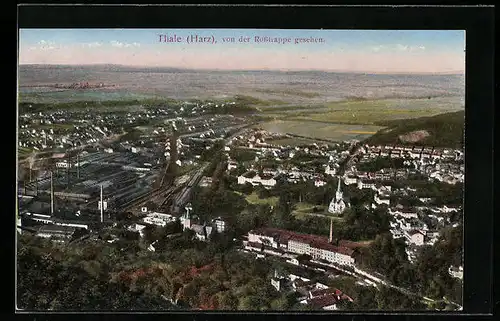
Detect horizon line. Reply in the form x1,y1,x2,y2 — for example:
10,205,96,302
18,63,465,76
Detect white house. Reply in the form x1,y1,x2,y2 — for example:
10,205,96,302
406,230,425,246
388,208,419,219
128,223,146,237
315,180,327,188
143,212,177,227
374,193,390,206
213,217,227,233
237,174,277,188
325,164,336,176
357,179,376,190
448,265,463,280
227,161,238,171
343,175,358,185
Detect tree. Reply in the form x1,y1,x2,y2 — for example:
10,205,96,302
270,296,290,310
238,295,260,310
271,192,293,229
240,182,254,195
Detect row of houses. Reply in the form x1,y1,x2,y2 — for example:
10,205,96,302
245,227,356,267
361,145,463,161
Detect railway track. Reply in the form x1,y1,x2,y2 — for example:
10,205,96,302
120,188,163,212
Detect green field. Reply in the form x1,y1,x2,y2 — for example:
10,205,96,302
255,89,321,98
259,120,384,142
291,203,330,220
364,110,465,148
265,137,331,147
245,192,279,206
260,97,463,125
19,89,163,104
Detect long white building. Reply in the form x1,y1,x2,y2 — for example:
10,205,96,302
245,227,356,267
237,173,277,188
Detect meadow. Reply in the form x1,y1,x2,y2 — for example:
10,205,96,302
259,120,384,142
259,97,463,125
245,192,279,207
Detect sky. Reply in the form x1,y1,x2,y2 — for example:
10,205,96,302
19,29,465,73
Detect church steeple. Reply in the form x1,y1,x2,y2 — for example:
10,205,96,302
328,176,348,215
335,176,343,200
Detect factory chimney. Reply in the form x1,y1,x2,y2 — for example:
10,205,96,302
100,184,104,223
67,152,71,187
50,171,54,215
329,218,333,243
76,153,80,179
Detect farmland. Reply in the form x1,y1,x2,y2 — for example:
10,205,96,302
259,97,463,125
259,120,384,142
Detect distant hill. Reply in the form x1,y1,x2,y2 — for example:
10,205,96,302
363,110,465,148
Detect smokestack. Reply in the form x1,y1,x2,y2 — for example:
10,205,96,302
67,153,71,187
29,167,32,182
100,184,103,223
329,218,333,243
50,171,54,216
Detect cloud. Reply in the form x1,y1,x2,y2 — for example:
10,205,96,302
371,45,384,52
396,44,409,51
81,42,103,48
371,44,426,53
38,40,55,45
110,41,140,48
35,40,56,50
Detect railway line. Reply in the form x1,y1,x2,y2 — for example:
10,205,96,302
119,187,166,212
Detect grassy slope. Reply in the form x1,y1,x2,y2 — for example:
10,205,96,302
245,192,279,206
259,98,460,125
363,110,465,148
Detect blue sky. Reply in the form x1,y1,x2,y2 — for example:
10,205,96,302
19,29,465,73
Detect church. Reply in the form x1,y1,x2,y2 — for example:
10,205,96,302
328,177,349,214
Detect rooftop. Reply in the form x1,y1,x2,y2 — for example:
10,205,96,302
249,227,355,257
306,294,340,309
37,224,76,234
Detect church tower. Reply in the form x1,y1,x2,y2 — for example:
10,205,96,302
183,203,192,231
328,176,348,214
335,177,343,201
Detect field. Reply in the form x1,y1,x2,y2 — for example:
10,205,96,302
245,192,279,206
18,147,34,159
364,110,465,148
19,65,465,105
265,137,332,147
255,89,321,98
19,89,160,104
259,120,384,142
260,97,463,125
290,202,345,221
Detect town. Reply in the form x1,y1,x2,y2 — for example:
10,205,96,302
17,97,464,311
